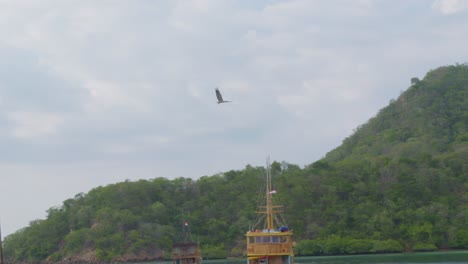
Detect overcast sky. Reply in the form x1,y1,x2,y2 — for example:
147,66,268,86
0,0,467,237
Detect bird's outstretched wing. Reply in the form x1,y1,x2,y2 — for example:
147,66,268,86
215,88,231,104
215,88,224,103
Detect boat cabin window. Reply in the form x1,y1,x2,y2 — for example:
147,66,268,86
249,236,287,244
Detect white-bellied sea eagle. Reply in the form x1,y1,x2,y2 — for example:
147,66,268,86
215,88,231,104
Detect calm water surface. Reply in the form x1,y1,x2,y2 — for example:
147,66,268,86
136,252,468,264
294,251,468,263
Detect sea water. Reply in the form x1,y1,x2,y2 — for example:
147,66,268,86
294,251,468,263
195,251,468,264
135,251,468,264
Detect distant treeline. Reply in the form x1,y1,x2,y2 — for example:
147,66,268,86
3,64,468,262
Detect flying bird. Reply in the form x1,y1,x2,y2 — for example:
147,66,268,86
215,88,231,104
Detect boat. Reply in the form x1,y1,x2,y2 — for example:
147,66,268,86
172,220,202,264
246,158,295,264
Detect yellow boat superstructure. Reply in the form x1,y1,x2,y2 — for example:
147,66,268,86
246,159,294,264
246,230,294,264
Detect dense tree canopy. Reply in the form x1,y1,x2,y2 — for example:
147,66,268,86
3,64,468,262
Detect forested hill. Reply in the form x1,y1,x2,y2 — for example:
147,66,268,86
3,64,468,263
325,64,467,163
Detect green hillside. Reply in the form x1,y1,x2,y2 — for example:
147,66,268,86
3,64,468,262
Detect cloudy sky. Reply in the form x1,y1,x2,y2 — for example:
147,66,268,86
0,0,467,237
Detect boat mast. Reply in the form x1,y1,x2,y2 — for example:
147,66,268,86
266,158,274,230
182,220,190,243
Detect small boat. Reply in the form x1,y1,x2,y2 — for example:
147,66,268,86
246,158,295,264
172,221,202,264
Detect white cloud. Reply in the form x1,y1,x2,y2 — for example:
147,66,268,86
96,134,174,156
83,79,152,111
168,1,231,33
432,0,468,14
7,111,63,139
